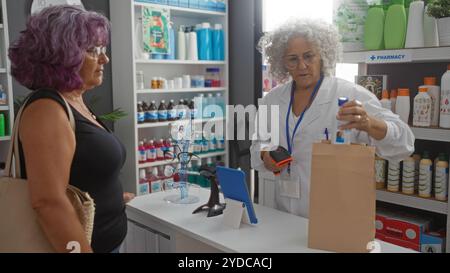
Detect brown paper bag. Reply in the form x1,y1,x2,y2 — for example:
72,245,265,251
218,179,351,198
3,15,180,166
308,142,376,253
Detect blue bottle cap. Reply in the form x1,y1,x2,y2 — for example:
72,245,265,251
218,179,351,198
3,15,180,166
338,97,349,107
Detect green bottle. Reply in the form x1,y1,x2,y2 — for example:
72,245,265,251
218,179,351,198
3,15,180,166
364,5,385,50
0,114,5,137
384,0,407,49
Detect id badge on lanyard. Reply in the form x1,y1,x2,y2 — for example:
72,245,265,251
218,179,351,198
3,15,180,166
285,76,324,175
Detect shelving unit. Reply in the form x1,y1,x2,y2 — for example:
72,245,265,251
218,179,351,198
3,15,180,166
137,117,225,129
343,47,450,252
137,87,226,94
135,1,227,19
0,136,10,142
136,59,226,65
343,47,450,64
410,127,450,142
110,0,229,195
139,151,227,169
377,189,447,215
0,0,15,163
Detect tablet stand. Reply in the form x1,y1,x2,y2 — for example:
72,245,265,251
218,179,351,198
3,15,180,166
223,198,251,229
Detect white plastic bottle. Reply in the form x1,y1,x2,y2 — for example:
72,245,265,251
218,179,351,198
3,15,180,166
206,93,215,118
177,25,186,60
187,26,198,61
380,89,392,110
402,156,416,195
405,0,425,48
440,65,450,128
139,169,149,196
215,93,225,118
396,88,411,124
375,156,387,190
420,77,441,127
387,161,400,192
413,154,421,193
413,87,432,127
423,5,439,47
390,89,398,114
419,152,432,198
435,154,449,201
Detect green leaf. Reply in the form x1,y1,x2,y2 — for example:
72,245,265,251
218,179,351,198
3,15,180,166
98,108,128,122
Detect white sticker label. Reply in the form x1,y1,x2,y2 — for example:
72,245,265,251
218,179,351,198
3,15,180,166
366,50,412,64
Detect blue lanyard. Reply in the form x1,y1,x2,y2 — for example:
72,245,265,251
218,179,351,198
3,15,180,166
285,76,324,154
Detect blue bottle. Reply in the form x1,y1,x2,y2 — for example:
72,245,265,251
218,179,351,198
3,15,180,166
198,22,213,61
212,24,224,61
165,22,176,60
151,53,165,60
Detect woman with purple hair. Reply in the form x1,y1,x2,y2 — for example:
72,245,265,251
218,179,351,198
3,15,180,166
9,5,131,253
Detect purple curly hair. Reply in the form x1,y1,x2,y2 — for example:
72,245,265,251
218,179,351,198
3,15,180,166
8,5,110,92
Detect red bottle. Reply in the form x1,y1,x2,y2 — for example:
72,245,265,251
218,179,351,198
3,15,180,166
147,167,160,194
138,141,147,164
164,139,173,160
146,140,156,163
155,139,165,161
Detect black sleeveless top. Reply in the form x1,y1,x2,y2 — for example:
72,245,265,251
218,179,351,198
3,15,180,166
19,89,127,253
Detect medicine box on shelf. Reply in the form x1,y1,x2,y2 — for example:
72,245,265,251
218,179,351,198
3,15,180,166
375,207,443,252
179,0,189,8
135,0,226,12
421,230,446,253
189,0,199,9
135,0,168,4
216,0,226,12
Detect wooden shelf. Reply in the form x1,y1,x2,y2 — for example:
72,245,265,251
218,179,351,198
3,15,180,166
138,151,227,168
343,47,450,64
377,189,448,215
137,87,226,94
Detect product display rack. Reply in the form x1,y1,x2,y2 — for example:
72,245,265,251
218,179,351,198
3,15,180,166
110,0,229,195
343,47,450,252
0,0,15,159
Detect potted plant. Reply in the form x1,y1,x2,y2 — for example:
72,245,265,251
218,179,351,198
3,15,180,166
427,0,450,46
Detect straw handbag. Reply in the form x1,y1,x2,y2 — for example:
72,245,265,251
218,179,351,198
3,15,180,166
0,92,95,253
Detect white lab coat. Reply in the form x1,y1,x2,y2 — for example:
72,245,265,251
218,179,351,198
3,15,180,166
250,76,415,218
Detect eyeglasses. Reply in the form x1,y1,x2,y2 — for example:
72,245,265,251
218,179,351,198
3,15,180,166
86,46,107,58
283,52,317,69
164,144,200,165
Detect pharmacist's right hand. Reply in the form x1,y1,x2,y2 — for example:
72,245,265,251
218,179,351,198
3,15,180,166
261,151,288,173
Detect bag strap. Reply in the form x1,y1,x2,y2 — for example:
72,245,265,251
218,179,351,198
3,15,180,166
4,91,76,178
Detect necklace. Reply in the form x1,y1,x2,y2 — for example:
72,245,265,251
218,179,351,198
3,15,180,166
61,92,97,120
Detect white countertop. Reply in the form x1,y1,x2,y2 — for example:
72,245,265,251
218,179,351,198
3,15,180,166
127,187,416,253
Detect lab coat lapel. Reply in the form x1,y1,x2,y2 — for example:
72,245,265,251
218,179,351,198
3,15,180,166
302,77,333,128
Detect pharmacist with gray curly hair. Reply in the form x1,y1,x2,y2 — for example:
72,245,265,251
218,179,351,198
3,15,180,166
250,18,414,218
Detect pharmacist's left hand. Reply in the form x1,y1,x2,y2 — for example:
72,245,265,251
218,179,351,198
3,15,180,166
336,100,372,132
123,192,136,204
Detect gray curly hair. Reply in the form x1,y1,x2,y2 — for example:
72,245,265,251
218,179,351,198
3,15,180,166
258,18,342,82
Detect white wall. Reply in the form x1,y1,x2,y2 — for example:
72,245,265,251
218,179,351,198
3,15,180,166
262,0,358,83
